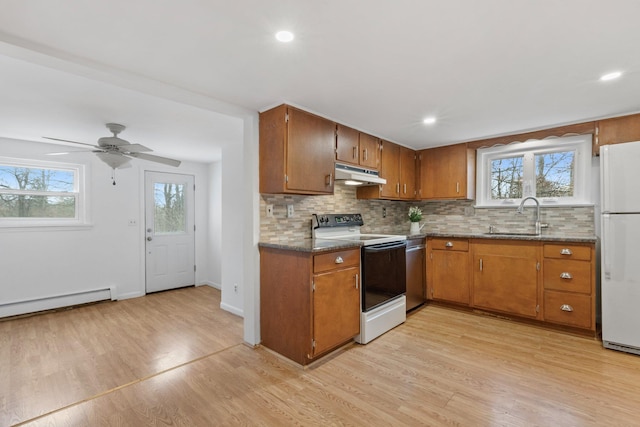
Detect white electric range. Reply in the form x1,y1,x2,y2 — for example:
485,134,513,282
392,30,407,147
312,213,407,344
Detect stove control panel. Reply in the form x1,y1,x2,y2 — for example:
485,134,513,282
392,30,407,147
312,213,364,228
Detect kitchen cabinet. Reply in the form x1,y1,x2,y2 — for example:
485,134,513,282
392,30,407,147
406,238,426,310
259,104,336,195
427,237,470,305
335,125,379,170
542,243,596,330
260,246,360,365
471,240,540,319
357,140,416,200
418,143,475,200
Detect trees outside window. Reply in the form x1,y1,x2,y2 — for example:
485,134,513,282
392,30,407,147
476,135,591,207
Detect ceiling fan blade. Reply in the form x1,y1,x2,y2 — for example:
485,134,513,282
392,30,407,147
46,150,95,156
42,137,98,148
128,152,181,167
120,143,151,153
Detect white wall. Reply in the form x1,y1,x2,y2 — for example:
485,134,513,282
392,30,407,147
0,137,213,316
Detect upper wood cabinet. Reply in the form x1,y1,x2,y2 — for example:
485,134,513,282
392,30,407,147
597,113,640,154
357,140,416,200
260,104,336,195
417,143,475,200
335,125,379,170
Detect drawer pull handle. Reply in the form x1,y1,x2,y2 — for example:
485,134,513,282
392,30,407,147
560,304,574,312
560,272,573,279
335,256,344,264
355,273,359,289
560,248,573,255
445,242,453,248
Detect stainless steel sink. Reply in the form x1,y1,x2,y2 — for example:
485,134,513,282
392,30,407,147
483,232,540,237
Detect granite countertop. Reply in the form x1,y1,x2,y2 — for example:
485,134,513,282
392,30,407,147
259,231,597,253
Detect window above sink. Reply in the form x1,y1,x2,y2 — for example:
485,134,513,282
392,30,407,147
475,135,593,208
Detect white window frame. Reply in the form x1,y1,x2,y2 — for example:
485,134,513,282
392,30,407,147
0,156,88,228
475,134,592,208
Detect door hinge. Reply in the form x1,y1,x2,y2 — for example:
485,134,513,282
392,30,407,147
312,339,316,349
312,280,315,291
194,224,196,231
194,265,196,272
194,184,196,191
535,304,540,313
285,175,289,183
536,262,540,271
285,113,289,123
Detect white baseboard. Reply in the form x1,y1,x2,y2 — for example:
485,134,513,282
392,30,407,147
198,281,221,290
0,288,112,318
220,301,244,317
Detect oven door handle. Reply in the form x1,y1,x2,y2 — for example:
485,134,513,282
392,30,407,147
364,241,407,252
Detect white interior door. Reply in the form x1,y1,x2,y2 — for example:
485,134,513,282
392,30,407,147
145,171,195,293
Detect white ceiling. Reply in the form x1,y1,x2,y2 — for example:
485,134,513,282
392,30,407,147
1,0,640,162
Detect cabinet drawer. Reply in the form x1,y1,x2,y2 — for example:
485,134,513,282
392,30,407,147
314,249,360,273
429,238,469,251
544,291,592,329
543,244,591,261
543,259,591,294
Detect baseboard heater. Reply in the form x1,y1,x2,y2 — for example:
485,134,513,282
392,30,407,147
0,286,116,319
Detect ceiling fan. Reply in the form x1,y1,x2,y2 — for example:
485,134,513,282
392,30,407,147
44,123,182,170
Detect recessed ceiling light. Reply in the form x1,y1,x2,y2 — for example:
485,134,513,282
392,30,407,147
275,31,294,43
600,71,622,81
423,117,436,125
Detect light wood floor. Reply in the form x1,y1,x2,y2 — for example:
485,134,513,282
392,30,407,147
3,287,640,426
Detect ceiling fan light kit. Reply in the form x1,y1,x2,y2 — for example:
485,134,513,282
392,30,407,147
44,123,181,176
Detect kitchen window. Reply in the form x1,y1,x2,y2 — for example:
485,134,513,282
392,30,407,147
475,135,592,207
0,157,87,227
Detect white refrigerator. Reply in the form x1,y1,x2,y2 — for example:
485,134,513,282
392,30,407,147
601,141,640,355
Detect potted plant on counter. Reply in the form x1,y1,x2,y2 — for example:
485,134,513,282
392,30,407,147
408,206,425,235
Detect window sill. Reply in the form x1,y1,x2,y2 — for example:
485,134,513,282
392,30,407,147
474,203,595,209
0,223,94,232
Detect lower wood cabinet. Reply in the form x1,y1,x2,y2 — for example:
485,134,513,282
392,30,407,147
542,243,595,330
427,238,470,305
472,240,540,319
425,237,596,333
260,246,360,365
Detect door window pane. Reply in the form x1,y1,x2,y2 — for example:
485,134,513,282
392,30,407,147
490,156,523,199
154,182,186,234
535,151,575,198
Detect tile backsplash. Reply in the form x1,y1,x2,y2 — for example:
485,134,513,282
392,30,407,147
260,185,595,241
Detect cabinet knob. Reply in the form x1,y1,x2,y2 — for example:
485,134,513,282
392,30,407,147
445,242,453,248
335,256,344,264
560,272,573,279
560,248,573,255
560,304,574,312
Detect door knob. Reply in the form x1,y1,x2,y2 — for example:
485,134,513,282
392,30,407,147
147,236,153,241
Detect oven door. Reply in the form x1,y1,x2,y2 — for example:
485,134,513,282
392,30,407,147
361,240,407,312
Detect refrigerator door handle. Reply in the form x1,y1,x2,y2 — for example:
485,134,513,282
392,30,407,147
603,213,612,280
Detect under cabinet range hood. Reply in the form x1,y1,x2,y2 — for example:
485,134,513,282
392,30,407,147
334,163,386,186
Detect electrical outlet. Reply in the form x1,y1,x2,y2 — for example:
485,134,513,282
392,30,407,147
464,206,475,216
233,283,238,293
287,204,294,218
128,219,137,226
382,207,387,218
266,204,274,218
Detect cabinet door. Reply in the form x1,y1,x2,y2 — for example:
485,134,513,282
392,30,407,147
286,107,336,194
359,133,379,170
379,140,401,198
313,266,360,356
400,146,416,199
336,124,360,165
472,242,539,318
429,250,470,304
419,144,469,199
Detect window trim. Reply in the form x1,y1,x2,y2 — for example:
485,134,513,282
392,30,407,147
475,135,593,208
0,156,89,227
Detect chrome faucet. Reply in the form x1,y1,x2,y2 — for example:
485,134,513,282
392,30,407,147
517,196,545,235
